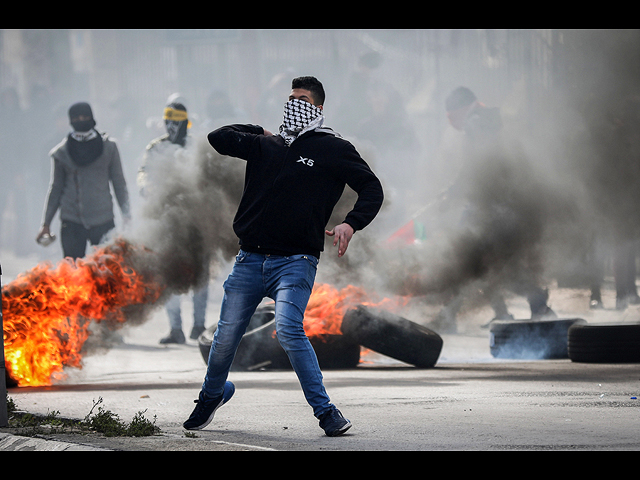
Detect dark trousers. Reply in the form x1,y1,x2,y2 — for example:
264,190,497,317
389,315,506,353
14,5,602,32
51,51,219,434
614,239,638,300
60,219,115,259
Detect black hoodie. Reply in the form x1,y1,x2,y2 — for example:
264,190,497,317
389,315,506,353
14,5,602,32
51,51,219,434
208,124,383,258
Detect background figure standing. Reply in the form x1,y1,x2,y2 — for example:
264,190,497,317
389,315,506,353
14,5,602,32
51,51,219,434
36,102,130,259
138,102,209,344
584,93,640,310
433,87,555,332
0,87,28,255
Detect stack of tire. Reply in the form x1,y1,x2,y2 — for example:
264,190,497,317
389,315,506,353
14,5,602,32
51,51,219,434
489,318,585,359
567,323,640,363
198,304,443,370
489,318,640,363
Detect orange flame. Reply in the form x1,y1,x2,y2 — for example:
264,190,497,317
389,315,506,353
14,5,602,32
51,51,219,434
2,245,408,386
303,283,408,339
2,238,164,387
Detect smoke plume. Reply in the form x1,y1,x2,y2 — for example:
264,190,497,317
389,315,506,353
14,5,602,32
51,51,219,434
363,31,640,326
126,137,244,300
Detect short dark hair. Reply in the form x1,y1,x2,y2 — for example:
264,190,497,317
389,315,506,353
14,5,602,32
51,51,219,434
445,86,477,112
291,76,325,106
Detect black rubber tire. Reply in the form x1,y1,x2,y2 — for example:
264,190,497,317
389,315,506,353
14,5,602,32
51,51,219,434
197,304,276,367
198,307,362,370
310,335,362,370
232,319,291,370
341,305,443,368
568,323,640,363
489,318,586,359
5,368,18,388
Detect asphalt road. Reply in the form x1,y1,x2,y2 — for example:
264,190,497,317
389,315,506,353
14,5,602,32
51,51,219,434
3,308,640,451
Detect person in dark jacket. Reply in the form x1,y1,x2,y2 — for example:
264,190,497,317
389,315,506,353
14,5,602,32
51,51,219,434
184,76,384,436
434,87,555,332
36,102,130,259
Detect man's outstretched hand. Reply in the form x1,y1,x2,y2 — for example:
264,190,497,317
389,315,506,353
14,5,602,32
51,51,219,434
325,223,354,257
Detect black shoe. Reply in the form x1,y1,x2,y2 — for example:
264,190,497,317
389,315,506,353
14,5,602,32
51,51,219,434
318,407,352,437
183,382,235,430
159,329,185,344
481,312,514,329
531,305,557,320
590,299,604,310
189,325,206,340
628,295,640,305
615,295,640,310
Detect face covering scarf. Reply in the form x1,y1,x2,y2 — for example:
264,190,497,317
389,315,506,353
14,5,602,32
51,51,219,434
278,98,325,146
68,128,103,166
164,106,190,146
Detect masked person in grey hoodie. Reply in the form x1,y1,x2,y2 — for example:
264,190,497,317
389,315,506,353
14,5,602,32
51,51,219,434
36,102,130,259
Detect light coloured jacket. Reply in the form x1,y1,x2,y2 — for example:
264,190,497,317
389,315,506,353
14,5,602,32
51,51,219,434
43,133,130,229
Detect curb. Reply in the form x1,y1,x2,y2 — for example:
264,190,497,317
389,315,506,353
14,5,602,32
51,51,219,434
0,432,111,451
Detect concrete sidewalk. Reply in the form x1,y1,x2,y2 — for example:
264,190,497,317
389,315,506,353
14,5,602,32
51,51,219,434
0,432,111,451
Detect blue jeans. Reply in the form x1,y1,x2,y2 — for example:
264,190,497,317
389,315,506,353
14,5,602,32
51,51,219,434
165,283,209,330
201,250,334,417
166,262,210,330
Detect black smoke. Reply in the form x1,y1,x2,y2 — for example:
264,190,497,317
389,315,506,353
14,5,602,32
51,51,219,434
369,30,640,327
127,137,244,299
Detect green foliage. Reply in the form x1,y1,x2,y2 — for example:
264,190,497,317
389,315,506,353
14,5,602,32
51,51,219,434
5,395,160,437
127,410,161,437
84,399,127,437
84,397,160,437
6,394,16,414
8,408,83,436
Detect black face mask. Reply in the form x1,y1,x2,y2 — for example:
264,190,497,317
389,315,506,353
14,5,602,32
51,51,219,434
71,119,96,132
68,102,97,132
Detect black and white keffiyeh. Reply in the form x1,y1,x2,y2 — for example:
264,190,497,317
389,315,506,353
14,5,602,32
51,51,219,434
278,99,326,146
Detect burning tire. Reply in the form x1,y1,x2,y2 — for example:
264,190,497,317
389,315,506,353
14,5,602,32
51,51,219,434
311,334,362,370
198,305,361,370
5,369,18,388
568,323,640,363
341,305,443,368
489,318,586,360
